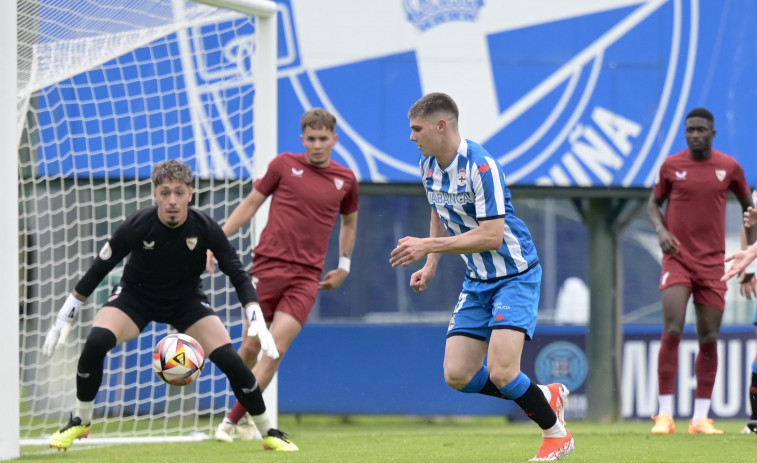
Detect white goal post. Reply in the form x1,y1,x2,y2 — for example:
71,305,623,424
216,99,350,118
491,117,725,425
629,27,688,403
15,0,278,448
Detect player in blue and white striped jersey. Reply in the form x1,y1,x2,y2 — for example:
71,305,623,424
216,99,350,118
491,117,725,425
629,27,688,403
391,93,573,461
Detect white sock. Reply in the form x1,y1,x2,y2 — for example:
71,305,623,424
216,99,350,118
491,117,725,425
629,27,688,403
251,413,272,436
692,398,711,423
75,400,94,425
657,395,673,416
542,419,566,438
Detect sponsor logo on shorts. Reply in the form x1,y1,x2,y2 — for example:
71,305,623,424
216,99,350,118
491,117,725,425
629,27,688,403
447,314,456,332
661,271,670,287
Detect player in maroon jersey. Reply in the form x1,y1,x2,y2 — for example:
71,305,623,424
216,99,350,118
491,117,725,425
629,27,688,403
207,108,359,442
647,107,756,435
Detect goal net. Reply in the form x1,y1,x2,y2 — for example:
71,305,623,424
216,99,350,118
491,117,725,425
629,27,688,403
18,0,277,444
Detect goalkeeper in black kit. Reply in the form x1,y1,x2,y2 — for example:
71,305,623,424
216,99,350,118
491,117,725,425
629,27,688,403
43,160,297,451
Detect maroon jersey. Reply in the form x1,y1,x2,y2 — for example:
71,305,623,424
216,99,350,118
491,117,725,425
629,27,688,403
653,148,749,278
252,152,359,271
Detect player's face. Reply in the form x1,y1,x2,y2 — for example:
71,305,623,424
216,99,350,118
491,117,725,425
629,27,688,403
153,179,193,228
409,116,441,157
301,126,338,167
685,116,715,154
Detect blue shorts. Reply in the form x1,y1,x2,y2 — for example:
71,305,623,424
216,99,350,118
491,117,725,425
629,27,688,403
753,303,757,326
446,264,541,341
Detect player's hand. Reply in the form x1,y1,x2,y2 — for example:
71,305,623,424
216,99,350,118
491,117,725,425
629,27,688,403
656,228,680,255
745,207,757,228
245,303,279,360
390,236,428,267
42,294,83,357
319,268,348,290
722,250,756,281
410,265,436,292
739,273,757,299
205,250,217,274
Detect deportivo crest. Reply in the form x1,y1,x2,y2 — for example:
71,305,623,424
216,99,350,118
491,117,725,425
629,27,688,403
186,236,198,250
334,178,344,190
404,0,484,32
457,168,467,186
285,0,697,187
715,169,726,182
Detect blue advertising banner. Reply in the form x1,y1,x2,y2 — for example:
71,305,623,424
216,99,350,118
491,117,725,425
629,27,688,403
32,1,757,187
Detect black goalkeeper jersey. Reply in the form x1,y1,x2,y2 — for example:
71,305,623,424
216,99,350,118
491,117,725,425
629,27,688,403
75,206,257,306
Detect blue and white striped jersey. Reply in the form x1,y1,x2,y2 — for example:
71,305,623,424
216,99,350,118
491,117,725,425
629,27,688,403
420,138,539,280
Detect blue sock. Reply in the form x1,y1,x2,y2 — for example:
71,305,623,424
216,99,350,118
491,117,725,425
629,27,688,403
498,372,531,400
459,366,490,393
752,360,757,375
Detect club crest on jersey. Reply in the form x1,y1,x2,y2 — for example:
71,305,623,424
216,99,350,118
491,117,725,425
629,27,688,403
186,236,198,250
457,168,467,186
334,178,344,190
715,169,726,182
291,167,304,177
99,242,112,260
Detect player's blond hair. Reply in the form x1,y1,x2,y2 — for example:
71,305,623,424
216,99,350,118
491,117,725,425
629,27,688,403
301,108,337,132
152,160,193,187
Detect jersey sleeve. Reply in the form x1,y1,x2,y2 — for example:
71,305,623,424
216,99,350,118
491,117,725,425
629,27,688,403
729,160,750,199
74,220,135,297
652,159,671,201
252,153,285,197
471,155,506,220
207,220,258,306
339,171,359,215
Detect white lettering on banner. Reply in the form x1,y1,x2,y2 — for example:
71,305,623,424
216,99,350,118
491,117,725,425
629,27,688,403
622,338,757,419
536,106,641,186
621,340,658,417
712,339,742,416
677,342,698,416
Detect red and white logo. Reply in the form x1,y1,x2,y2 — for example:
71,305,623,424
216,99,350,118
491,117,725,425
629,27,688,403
715,169,726,182
334,178,344,190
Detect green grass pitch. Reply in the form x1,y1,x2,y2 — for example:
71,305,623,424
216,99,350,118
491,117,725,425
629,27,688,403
18,415,757,462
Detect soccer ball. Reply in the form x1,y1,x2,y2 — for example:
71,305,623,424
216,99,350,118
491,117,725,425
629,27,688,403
152,333,205,386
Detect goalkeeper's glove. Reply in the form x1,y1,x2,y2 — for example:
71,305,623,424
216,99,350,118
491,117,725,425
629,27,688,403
245,303,279,360
42,294,83,357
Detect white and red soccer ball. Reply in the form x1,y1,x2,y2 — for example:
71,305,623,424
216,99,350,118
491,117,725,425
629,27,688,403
152,333,205,386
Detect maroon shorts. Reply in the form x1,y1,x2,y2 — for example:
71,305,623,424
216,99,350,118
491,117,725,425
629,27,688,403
659,257,727,311
251,256,321,326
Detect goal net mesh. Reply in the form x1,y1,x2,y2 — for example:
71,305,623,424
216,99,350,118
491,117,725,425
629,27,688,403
18,0,270,442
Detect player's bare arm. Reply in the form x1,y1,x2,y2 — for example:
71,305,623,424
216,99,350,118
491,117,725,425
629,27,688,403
739,194,757,245
647,191,679,254
319,211,358,290
391,216,503,267
206,189,268,273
